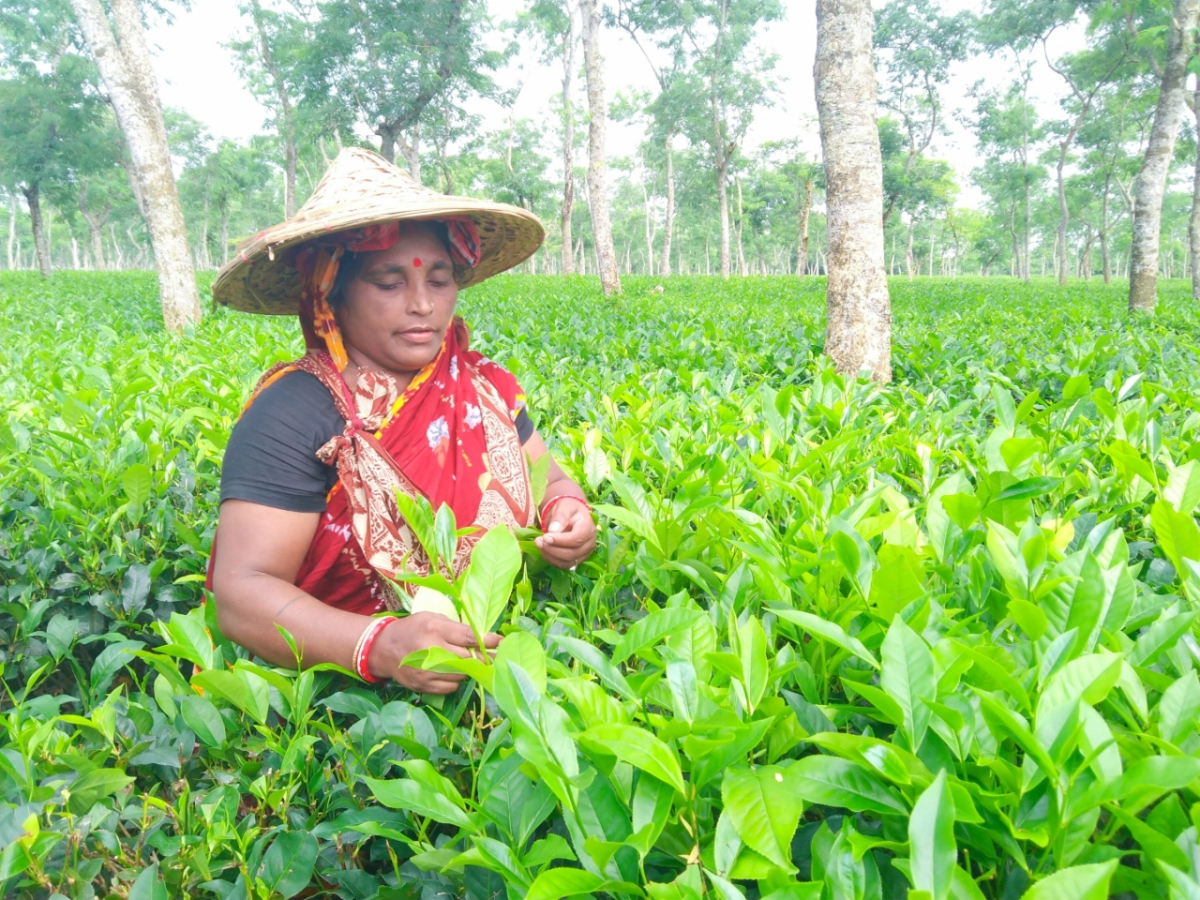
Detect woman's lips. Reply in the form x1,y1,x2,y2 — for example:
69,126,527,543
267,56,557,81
398,327,436,344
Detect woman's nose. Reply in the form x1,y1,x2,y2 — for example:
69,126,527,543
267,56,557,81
408,281,434,315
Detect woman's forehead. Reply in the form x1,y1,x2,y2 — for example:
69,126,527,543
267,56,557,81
362,228,450,264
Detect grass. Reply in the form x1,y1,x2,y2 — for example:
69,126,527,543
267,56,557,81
0,271,1197,899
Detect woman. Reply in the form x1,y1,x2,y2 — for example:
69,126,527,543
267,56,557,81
208,148,595,694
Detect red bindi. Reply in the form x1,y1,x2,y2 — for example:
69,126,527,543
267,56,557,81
412,257,422,267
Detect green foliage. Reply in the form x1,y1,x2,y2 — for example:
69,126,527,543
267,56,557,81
2,272,1200,898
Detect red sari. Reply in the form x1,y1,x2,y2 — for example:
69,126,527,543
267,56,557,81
211,221,533,613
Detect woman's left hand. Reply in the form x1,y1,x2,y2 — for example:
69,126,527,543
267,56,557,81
535,497,597,570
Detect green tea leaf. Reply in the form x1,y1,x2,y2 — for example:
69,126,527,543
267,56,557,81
580,723,685,794
258,831,318,900
526,868,607,900
1018,861,1117,900
881,617,934,750
460,525,522,636
909,771,955,900
364,777,474,828
128,862,169,900
179,694,226,747
785,756,907,815
721,765,802,872
121,463,152,507
773,609,879,669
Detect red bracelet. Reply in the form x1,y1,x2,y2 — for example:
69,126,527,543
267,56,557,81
539,494,592,523
355,616,397,683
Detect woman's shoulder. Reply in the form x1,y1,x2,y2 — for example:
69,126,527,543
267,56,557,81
221,369,343,513
237,369,344,440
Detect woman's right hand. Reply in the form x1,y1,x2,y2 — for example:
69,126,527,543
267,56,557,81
369,612,501,693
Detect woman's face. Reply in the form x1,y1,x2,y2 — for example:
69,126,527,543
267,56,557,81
335,226,457,375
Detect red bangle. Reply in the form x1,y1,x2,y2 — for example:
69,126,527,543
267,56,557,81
539,494,591,523
355,616,396,683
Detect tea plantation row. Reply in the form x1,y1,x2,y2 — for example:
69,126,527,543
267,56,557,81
0,272,1198,900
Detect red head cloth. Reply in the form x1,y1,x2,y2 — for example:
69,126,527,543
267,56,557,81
285,217,482,371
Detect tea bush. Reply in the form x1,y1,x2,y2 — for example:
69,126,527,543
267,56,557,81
1,271,1199,899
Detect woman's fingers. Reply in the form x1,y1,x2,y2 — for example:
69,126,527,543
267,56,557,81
538,512,594,549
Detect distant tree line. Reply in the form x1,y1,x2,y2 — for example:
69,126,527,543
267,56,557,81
2,0,1200,309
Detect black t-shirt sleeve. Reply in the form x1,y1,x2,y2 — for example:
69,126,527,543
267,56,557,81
515,407,534,444
220,371,344,513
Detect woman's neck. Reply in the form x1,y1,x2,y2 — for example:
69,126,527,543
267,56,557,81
342,347,418,393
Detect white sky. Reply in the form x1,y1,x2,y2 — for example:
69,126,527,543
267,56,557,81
145,0,1089,211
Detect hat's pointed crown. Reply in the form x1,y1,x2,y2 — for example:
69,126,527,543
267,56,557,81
298,148,435,219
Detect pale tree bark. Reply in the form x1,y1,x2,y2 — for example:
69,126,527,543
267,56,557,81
905,223,914,281
21,184,51,277
1101,171,1112,284
717,161,731,277
736,179,748,276
1044,41,1124,287
250,0,297,217
579,0,621,295
797,177,812,275
1129,0,1200,310
69,0,201,330
1190,79,1200,301
6,192,15,270
79,181,110,270
659,132,674,275
561,4,577,275
815,0,891,382
641,180,656,276
398,126,422,182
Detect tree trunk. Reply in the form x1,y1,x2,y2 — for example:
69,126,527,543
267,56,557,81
641,180,655,276
6,192,15,271
579,0,620,295
1101,172,1112,285
220,200,230,267
378,123,397,164
69,0,200,330
399,126,422,182
250,0,298,217
816,0,891,382
659,132,674,276
201,191,211,269
1056,149,1069,285
905,224,914,281
736,179,748,276
560,7,577,276
21,184,50,277
1191,81,1200,301
1130,0,1200,310
79,182,110,271
716,162,732,278
798,177,812,275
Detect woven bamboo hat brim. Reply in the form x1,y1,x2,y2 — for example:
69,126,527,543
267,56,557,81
211,147,546,314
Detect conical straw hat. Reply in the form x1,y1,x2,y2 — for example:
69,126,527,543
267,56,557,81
211,147,546,314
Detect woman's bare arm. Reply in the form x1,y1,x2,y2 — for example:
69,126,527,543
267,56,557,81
523,431,597,568
212,499,496,692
